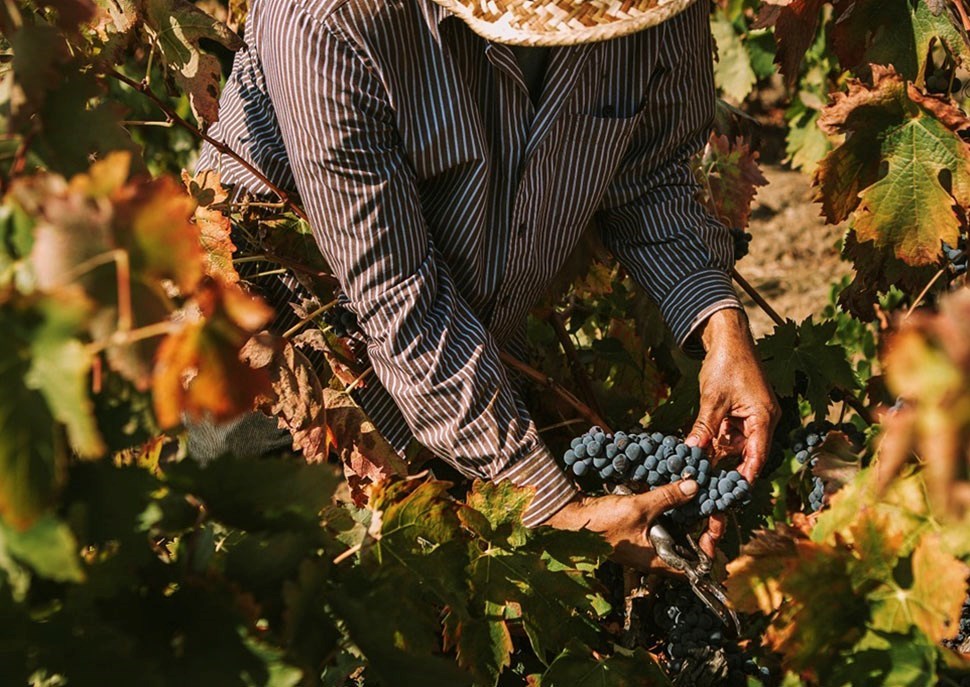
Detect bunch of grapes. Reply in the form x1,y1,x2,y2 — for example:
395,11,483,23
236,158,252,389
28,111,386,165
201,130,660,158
945,595,970,653
562,428,750,523
943,239,968,277
790,421,865,513
730,226,753,262
653,582,769,684
322,302,359,338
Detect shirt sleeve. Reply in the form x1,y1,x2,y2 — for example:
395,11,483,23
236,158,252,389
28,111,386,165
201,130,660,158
256,3,575,525
597,4,741,358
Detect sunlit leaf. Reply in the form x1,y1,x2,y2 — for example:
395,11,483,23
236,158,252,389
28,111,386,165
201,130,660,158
0,514,84,582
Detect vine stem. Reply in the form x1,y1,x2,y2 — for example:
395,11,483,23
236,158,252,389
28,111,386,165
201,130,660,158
732,268,785,328
104,68,307,222
282,298,338,339
499,351,611,432
903,268,945,321
86,320,177,356
546,309,605,420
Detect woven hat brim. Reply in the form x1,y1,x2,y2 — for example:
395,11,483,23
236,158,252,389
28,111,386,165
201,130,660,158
430,0,700,46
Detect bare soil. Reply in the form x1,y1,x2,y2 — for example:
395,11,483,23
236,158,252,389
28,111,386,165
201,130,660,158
738,164,851,337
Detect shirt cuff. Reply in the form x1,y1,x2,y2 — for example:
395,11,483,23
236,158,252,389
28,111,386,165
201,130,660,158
659,268,742,358
493,445,578,527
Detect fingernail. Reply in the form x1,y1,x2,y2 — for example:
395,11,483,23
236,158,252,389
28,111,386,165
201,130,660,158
679,479,698,496
684,435,698,447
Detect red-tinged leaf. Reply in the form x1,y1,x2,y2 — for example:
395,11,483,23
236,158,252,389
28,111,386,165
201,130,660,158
829,0,970,83
240,333,329,463
182,169,239,284
141,0,244,125
725,524,801,615
814,66,970,269
152,280,272,428
753,0,826,88
881,290,970,516
321,388,407,506
459,479,532,546
113,174,205,294
696,133,768,230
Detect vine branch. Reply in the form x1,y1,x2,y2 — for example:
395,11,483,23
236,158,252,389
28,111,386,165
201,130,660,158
499,350,611,432
546,309,605,420
104,69,307,222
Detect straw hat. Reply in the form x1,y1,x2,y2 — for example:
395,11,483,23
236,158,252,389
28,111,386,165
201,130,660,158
430,0,700,46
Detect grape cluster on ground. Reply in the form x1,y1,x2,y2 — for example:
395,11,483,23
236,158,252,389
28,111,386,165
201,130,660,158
563,427,751,523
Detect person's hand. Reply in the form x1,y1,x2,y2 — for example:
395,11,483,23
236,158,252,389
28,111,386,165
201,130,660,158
687,308,780,559
542,480,700,571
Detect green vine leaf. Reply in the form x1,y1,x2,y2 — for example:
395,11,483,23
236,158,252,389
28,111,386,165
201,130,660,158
0,514,84,582
815,66,970,266
537,639,670,687
758,317,857,416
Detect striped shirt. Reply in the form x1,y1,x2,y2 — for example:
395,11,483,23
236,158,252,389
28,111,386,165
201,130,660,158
198,0,740,526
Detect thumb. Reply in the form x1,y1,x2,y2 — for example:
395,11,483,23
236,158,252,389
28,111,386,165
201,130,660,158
642,479,698,521
686,403,720,449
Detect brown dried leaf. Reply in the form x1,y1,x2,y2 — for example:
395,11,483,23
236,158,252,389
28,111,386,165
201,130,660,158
753,0,826,88
696,133,768,230
322,388,408,506
152,280,272,428
241,333,329,463
182,169,238,284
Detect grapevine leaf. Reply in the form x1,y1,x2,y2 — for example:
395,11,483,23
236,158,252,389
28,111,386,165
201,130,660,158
0,309,66,530
25,304,107,458
758,318,857,416
0,514,84,582
141,0,244,125
753,0,826,88
830,0,970,83
182,169,238,284
322,388,408,506
538,639,670,687
114,174,206,294
34,0,98,31
815,67,970,266
813,468,933,558
6,22,67,126
695,133,768,230
442,602,514,687
824,628,938,687
882,292,970,513
165,453,340,530
725,524,800,615
152,280,273,428
711,13,756,102
869,534,970,643
279,559,343,675
460,479,532,547
241,334,329,463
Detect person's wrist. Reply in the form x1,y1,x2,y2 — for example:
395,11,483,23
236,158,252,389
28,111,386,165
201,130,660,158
699,307,752,353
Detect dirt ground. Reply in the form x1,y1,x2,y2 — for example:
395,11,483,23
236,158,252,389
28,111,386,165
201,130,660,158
738,164,851,337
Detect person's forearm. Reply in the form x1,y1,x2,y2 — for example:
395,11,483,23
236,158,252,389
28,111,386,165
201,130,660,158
699,307,755,353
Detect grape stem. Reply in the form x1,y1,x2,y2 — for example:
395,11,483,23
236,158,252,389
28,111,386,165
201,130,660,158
546,308,605,420
499,351,612,432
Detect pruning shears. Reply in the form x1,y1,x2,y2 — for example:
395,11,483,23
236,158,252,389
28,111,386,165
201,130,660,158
648,520,740,636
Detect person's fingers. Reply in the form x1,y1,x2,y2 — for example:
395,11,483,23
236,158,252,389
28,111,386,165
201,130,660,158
699,513,727,559
686,400,723,449
738,412,772,483
640,479,699,521
712,417,745,462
